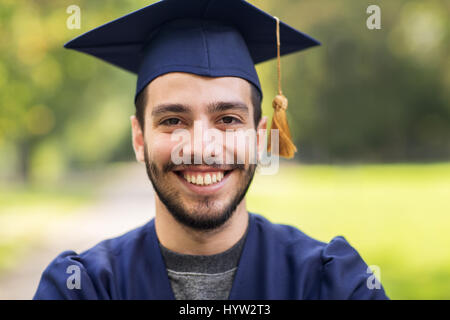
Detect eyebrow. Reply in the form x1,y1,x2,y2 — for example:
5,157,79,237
151,104,192,117
151,101,249,117
207,101,249,115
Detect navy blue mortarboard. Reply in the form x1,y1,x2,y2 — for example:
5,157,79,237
64,0,320,158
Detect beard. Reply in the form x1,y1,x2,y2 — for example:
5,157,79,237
144,144,256,231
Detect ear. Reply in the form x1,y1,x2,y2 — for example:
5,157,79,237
130,115,145,163
256,116,268,161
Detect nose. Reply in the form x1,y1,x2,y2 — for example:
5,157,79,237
190,119,223,164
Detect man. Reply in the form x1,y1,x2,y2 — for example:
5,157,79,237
34,0,389,300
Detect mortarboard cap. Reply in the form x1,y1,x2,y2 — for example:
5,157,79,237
64,0,320,158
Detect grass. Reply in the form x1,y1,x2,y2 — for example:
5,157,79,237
247,162,450,299
0,185,93,273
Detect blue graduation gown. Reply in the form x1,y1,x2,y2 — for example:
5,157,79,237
33,213,389,299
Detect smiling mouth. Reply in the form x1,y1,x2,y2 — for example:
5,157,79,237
173,170,233,186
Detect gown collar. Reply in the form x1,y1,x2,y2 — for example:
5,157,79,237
146,212,258,300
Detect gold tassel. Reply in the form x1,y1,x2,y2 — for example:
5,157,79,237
267,17,297,159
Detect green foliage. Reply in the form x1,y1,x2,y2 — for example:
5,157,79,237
0,0,144,182
256,0,449,162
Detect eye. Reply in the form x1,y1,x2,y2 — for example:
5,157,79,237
219,116,242,125
161,118,182,126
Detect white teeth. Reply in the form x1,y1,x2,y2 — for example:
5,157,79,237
181,171,228,186
204,174,211,185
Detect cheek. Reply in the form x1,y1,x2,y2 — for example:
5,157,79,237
146,133,177,163
224,131,258,165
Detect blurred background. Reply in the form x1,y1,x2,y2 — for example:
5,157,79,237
0,0,449,299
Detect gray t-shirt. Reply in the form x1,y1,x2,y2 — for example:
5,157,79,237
158,224,248,300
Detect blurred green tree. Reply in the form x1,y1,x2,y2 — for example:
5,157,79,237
0,0,448,183
0,1,142,182
261,0,449,163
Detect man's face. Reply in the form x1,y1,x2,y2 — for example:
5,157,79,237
131,72,266,231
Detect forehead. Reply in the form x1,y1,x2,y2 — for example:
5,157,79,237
146,72,252,107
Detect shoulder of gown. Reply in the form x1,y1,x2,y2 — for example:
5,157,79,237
250,213,389,299
319,235,389,299
33,220,153,300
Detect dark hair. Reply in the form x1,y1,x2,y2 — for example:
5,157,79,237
134,81,262,131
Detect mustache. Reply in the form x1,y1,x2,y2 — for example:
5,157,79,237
162,162,245,173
